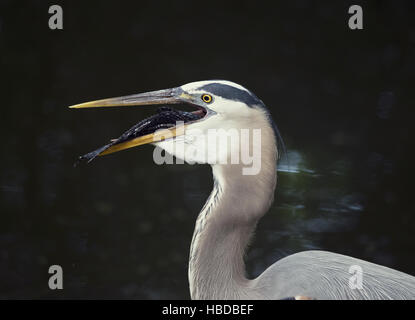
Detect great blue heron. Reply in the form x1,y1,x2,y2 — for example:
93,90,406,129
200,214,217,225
71,80,415,300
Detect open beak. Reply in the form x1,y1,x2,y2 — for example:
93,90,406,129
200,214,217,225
69,87,205,163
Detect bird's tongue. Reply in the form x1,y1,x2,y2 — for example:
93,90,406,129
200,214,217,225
75,106,201,165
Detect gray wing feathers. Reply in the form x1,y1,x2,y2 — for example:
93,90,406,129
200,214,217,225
255,250,415,300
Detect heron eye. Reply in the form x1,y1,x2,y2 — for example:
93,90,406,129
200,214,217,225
201,94,213,103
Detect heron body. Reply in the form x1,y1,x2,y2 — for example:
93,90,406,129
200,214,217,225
72,80,415,299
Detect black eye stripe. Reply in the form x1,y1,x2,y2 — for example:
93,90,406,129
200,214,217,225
197,83,260,107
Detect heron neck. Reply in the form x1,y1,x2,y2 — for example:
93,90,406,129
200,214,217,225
188,153,277,299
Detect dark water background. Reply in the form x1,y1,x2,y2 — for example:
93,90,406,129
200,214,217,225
0,0,414,298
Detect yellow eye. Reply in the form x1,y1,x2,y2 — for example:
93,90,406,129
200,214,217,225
201,94,213,103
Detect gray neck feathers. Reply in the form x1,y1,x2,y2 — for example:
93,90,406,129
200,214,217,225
188,130,277,299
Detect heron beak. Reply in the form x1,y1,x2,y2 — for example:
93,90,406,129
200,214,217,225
69,88,196,157
69,87,188,109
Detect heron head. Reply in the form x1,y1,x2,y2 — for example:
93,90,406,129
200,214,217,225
70,80,282,167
